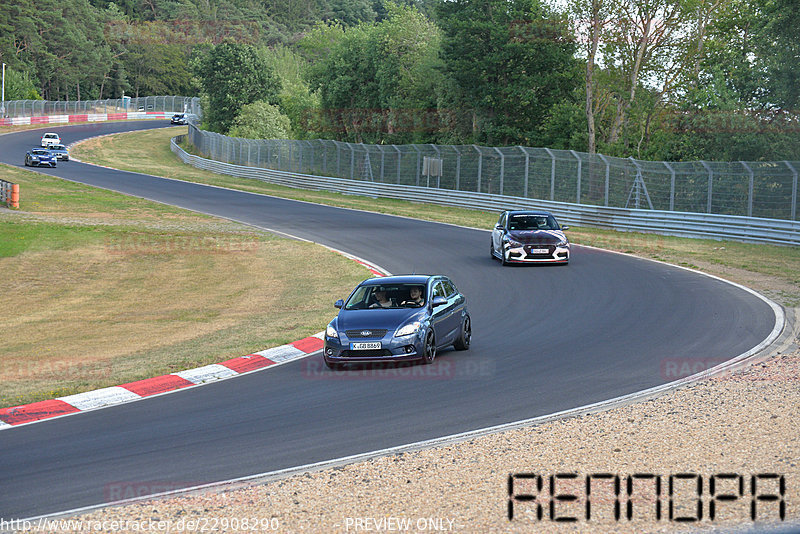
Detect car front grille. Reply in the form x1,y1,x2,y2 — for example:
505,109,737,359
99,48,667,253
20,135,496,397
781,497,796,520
345,329,388,338
340,349,393,358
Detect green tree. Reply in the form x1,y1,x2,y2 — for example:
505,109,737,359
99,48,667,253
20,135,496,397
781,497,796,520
1,67,42,100
194,43,281,133
301,3,442,143
228,101,292,139
260,45,320,139
436,0,581,145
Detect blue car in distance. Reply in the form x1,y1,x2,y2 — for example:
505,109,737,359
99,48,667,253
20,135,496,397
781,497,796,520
324,275,471,369
25,148,57,167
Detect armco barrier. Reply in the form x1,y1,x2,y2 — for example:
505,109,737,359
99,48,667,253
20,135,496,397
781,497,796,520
171,137,800,246
1,180,19,208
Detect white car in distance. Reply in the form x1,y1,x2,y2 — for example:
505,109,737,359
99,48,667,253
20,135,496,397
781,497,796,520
40,132,61,147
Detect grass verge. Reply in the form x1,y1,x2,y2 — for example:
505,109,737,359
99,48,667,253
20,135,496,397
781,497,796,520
0,163,369,408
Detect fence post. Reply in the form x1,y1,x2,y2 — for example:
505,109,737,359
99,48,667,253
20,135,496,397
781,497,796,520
493,147,505,196
473,146,482,193
663,162,675,211
741,161,754,217
430,144,441,188
349,143,355,180
598,154,610,206
544,148,556,200
394,145,401,184
570,150,582,204
785,161,797,220
701,161,713,213
413,145,421,186
452,146,462,191
518,147,529,198
377,145,385,182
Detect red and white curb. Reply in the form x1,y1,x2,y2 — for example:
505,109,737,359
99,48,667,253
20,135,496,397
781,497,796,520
0,111,171,127
0,255,389,431
0,334,324,429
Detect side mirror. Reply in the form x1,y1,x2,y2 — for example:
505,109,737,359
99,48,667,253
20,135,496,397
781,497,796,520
561,226,569,231
334,299,344,309
431,296,447,307
494,224,504,230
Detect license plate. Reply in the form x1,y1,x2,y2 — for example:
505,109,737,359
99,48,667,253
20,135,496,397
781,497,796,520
530,248,549,254
350,342,381,350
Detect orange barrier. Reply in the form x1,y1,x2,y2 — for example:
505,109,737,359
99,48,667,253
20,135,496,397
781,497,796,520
1,180,19,208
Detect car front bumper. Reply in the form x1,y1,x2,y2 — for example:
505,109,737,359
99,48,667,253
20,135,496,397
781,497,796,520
506,243,570,263
324,332,425,364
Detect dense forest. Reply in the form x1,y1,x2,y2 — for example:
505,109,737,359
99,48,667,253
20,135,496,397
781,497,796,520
0,0,798,161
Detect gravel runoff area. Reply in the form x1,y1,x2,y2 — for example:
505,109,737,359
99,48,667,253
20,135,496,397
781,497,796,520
16,278,800,533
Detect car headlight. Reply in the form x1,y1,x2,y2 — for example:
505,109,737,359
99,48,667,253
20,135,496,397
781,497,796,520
557,239,568,247
395,321,422,337
326,323,339,339
504,237,522,248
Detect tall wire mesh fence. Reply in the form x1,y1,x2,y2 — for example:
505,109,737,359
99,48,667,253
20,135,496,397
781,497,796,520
0,96,201,118
188,125,799,222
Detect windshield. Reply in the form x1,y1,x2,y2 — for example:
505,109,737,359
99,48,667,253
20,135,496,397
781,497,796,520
345,283,427,310
508,214,559,231
32,150,49,155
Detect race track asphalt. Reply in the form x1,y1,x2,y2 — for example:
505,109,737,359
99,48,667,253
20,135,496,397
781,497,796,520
0,122,778,518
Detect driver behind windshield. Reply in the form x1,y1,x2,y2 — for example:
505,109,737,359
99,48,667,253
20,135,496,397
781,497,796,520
401,286,425,307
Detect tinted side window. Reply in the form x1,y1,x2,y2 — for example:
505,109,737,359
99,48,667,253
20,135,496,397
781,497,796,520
432,282,446,298
497,213,506,228
442,279,456,298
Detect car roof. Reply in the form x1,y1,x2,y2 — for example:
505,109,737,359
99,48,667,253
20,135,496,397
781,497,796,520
359,275,435,286
506,210,554,217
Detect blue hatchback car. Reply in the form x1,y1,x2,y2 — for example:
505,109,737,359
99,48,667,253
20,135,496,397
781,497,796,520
324,275,471,369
